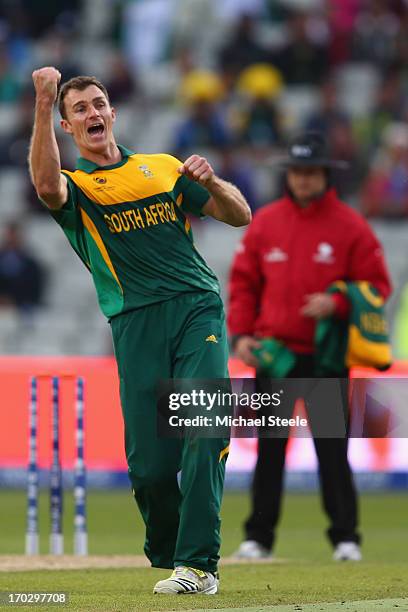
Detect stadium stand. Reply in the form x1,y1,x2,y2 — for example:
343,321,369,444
1,0,408,355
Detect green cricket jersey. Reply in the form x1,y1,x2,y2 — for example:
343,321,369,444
50,145,220,318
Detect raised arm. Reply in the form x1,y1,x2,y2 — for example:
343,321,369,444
29,67,68,210
178,155,251,227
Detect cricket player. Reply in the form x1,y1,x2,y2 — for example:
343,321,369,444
29,67,251,594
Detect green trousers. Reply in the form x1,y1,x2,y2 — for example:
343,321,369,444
110,291,230,573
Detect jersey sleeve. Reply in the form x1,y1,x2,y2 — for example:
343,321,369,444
164,154,210,217
49,172,80,230
177,174,210,217
47,173,90,269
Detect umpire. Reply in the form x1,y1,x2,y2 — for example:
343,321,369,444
228,132,392,561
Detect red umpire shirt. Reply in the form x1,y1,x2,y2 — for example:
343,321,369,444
228,187,392,353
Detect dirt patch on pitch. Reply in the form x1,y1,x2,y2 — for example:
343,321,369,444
0,555,282,572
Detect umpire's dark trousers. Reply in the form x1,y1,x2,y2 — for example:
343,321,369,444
244,354,361,550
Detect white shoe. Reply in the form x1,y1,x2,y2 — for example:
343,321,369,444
153,566,219,594
232,540,272,559
333,542,362,561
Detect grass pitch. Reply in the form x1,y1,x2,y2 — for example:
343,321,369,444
0,490,407,610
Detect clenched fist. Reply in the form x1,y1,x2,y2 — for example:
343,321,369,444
32,67,61,104
178,155,215,187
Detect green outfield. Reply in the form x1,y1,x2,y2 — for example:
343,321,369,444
0,490,407,611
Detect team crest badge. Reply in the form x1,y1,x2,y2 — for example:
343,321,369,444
139,165,154,179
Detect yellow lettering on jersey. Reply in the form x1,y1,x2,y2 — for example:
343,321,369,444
103,202,180,234
125,210,136,230
149,204,159,224
104,214,115,233
120,211,131,231
110,213,122,232
133,208,145,229
144,208,156,226
164,202,177,222
360,312,388,335
156,202,168,223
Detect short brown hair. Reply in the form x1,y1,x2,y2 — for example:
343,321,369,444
58,76,110,119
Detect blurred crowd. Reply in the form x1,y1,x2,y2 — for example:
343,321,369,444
1,0,408,352
1,0,408,214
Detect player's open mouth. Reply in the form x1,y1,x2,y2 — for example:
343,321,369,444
87,123,105,136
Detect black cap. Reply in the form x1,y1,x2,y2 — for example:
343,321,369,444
277,132,348,169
